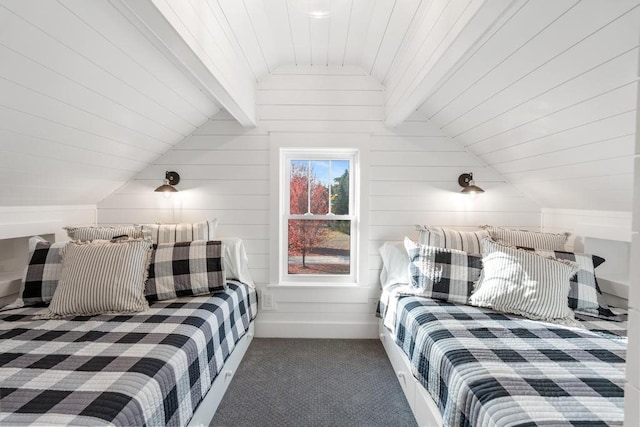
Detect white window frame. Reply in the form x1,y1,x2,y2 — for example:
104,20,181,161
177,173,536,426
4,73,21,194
279,148,359,285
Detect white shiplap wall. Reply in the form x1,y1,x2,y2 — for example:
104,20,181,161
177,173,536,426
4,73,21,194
0,0,219,206
98,66,541,338
415,0,640,211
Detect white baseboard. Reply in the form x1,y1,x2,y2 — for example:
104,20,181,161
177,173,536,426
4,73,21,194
255,320,378,338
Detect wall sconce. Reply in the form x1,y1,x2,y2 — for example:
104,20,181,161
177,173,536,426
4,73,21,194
154,171,180,197
458,172,484,195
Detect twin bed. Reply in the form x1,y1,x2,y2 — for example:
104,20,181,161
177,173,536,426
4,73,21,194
378,226,628,427
0,281,256,426
0,222,257,426
379,285,626,426
0,222,629,427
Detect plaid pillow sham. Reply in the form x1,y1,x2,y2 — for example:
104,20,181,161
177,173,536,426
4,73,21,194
145,240,227,302
17,236,67,308
404,237,483,304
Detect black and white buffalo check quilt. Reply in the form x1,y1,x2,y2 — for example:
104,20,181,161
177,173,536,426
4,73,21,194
0,280,257,426
379,285,627,427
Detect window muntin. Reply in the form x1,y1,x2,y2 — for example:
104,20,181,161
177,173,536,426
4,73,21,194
282,151,357,283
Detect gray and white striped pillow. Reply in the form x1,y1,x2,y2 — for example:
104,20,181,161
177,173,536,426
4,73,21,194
140,219,218,245
532,250,600,313
416,226,489,254
42,239,152,318
64,225,143,241
469,238,578,325
481,225,568,251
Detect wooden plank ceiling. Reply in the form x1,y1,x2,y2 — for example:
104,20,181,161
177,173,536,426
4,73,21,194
0,0,637,211
206,0,640,210
218,0,422,82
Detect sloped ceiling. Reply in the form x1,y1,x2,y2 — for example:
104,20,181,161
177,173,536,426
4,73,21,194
413,1,639,211
0,0,220,205
216,0,639,211
0,0,637,211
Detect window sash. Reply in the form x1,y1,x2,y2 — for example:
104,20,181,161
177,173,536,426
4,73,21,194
281,149,358,284
285,156,354,216
287,214,354,220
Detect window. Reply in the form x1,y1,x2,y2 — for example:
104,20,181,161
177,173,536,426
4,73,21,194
281,149,358,284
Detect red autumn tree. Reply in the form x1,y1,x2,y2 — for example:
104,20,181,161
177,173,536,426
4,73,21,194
288,163,329,269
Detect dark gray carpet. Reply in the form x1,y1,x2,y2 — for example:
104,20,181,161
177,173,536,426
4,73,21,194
212,338,417,427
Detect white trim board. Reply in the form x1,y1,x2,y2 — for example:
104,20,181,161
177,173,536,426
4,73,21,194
541,208,632,243
0,205,97,241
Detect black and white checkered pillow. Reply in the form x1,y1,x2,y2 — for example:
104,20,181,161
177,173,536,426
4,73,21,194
16,237,67,308
404,238,483,304
145,240,227,302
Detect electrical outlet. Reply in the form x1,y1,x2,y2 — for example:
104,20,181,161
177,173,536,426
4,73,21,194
261,290,275,310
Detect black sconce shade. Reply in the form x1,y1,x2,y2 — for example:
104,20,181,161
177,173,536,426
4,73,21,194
458,172,484,195
154,171,180,193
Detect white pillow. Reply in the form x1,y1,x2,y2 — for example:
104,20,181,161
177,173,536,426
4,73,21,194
379,241,411,288
469,239,579,325
219,237,254,287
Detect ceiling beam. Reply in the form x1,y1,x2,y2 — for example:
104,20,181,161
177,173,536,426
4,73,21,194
110,0,256,127
384,0,522,128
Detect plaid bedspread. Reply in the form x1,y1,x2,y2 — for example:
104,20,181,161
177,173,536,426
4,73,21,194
0,280,257,426
380,285,627,427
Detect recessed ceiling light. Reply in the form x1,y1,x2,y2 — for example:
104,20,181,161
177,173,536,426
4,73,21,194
290,0,349,19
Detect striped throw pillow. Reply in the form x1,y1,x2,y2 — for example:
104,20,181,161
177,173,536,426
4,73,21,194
64,225,143,240
43,239,152,318
140,219,218,245
533,250,600,313
405,238,483,304
481,225,568,251
469,238,578,324
416,226,489,254
145,240,226,302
